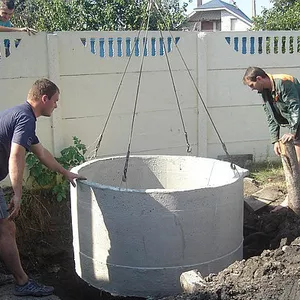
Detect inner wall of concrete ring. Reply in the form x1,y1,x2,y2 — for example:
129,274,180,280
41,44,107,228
70,155,248,297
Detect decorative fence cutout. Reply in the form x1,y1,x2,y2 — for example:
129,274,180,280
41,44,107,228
0,38,21,58
80,36,180,57
225,35,300,55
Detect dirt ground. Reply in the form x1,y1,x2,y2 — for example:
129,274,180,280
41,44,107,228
165,174,300,300
1,172,300,300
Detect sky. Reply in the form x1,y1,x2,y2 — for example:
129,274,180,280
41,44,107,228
181,0,273,18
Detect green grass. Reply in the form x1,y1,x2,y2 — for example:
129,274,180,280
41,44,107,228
248,160,285,185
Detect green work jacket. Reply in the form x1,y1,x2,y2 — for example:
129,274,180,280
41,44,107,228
261,74,300,144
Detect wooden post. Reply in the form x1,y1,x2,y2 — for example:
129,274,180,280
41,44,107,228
280,140,300,214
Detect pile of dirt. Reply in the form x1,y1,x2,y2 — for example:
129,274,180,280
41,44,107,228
165,209,300,300
164,177,300,300
2,177,300,300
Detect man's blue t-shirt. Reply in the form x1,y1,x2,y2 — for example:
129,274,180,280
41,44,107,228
0,20,12,49
0,20,12,27
0,102,39,181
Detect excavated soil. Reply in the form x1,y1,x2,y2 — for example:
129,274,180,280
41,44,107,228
165,209,300,300
163,176,300,300
1,175,300,300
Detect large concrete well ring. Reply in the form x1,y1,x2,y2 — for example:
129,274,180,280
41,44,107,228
70,155,249,297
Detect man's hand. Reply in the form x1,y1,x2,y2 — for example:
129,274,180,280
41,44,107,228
19,27,37,35
280,133,295,143
273,141,281,156
7,195,21,221
64,171,86,187
274,134,295,156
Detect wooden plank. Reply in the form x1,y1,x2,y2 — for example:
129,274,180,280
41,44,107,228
244,195,274,212
280,140,300,215
244,185,283,212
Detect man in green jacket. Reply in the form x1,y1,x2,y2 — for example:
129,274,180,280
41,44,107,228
243,66,300,210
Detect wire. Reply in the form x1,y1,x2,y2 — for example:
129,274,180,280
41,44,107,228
91,0,236,183
152,0,236,170
91,1,152,159
122,0,153,182
157,28,192,153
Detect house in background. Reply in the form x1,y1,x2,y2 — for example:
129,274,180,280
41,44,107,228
184,0,253,32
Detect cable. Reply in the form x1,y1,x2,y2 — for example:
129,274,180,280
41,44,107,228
157,28,192,153
152,0,236,170
122,0,153,182
91,1,152,159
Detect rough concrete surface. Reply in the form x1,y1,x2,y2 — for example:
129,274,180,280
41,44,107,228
71,155,247,297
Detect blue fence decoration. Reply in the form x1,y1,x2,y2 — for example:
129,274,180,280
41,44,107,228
225,35,300,55
1,38,21,58
80,36,181,58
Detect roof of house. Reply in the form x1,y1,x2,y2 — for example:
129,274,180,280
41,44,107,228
192,0,252,24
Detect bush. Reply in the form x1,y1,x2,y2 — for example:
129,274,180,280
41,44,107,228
26,136,86,202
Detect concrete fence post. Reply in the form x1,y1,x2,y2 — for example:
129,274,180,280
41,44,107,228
47,33,64,157
197,32,208,157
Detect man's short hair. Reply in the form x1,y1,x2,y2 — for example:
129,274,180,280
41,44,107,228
28,79,60,102
0,0,15,10
243,67,268,84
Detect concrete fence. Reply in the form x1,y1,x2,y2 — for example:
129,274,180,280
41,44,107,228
1,30,299,172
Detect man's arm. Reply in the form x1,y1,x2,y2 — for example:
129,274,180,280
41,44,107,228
263,103,280,143
31,143,86,186
0,25,37,34
262,103,282,156
7,142,26,220
31,143,68,176
280,80,300,134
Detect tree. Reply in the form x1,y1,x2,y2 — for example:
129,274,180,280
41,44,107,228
12,0,189,32
253,0,300,30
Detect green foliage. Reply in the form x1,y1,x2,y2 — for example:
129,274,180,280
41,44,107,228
13,0,189,32
26,153,56,187
56,136,87,169
253,0,300,30
26,137,87,202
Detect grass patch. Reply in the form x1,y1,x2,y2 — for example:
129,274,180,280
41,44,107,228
247,160,285,186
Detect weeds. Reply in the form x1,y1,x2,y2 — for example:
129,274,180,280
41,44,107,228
248,160,285,189
26,136,86,202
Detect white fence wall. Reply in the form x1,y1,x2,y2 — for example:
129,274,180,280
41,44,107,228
203,31,300,161
0,32,53,153
1,30,300,169
57,31,198,159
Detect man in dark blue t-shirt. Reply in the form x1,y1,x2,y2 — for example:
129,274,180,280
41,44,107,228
0,78,85,297
0,102,39,181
